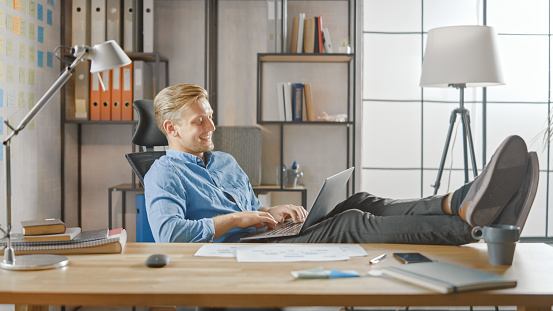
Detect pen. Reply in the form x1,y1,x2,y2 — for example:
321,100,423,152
369,253,386,264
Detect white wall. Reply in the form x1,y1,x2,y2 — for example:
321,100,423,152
0,0,62,235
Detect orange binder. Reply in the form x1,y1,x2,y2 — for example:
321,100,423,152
100,70,112,120
121,62,134,121
90,73,101,121
111,68,122,121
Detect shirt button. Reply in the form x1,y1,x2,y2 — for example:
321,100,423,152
220,187,224,190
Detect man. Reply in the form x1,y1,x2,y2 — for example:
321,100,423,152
144,83,538,245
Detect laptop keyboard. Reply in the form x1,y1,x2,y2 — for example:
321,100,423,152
264,221,302,236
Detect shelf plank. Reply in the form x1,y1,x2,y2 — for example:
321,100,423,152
259,54,353,63
258,121,353,125
127,52,169,62
65,120,138,124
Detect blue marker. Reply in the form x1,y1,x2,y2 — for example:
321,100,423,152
291,161,297,169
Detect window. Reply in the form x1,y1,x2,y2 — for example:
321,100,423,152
362,0,551,238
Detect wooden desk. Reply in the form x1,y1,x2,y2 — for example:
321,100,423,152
1,243,552,310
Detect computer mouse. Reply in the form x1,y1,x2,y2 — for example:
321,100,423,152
145,254,170,268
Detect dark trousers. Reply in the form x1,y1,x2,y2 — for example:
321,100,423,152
270,192,474,245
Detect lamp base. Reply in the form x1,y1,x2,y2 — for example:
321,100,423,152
1,254,69,271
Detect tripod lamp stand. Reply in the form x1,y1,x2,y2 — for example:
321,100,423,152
1,40,131,270
420,25,505,194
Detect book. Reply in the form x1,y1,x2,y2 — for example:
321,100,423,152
304,83,315,121
10,229,126,255
283,82,293,122
303,18,315,53
21,218,66,236
2,228,109,246
276,82,286,121
296,13,305,53
291,83,304,122
322,28,333,53
317,15,324,53
382,262,517,294
290,16,299,53
314,16,319,53
23,227,81,242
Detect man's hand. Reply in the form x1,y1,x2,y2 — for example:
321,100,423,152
212,211,278,240
232,211,278,229
261,204,307,223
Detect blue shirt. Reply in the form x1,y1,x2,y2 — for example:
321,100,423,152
144,149,263,243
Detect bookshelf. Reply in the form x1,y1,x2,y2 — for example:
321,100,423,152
61,0,358,238
256,52,356,200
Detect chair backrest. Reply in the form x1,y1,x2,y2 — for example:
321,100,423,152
125,151,166,186
132,99,168,151
126,99,168,186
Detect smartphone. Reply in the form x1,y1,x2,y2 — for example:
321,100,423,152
393,252,433,264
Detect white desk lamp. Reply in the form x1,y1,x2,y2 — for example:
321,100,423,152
1,40,131,270
420,25,505,194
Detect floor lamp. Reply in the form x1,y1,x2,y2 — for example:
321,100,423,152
1,40,131,270
420,25,505,194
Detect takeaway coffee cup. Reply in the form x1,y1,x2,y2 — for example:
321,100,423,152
471,224,520,265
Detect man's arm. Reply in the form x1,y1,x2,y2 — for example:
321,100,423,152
212,211,278,240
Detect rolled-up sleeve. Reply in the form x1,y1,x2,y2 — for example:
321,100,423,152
145,163,215,243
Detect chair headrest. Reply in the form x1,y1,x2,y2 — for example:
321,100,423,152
132,99,168,147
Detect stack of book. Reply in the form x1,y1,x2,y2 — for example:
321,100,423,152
290,13,333,54
0,218,126,255
276,82,315,122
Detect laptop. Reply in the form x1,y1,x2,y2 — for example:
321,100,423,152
240,167,354,241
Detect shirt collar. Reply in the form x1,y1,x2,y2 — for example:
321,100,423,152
166,149,213,167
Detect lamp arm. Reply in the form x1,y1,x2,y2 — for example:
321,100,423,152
2,46,88,145
3,67,74,144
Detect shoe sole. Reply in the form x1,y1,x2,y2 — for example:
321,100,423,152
515,151,539,231
462,136,528,226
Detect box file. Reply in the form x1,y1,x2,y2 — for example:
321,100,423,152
100,70,111,120
121,62,133,121
133,61,153,101
106,0,122,44
123,0,143,52
90,0,106,46
111,67,122,121
266,0,276,53
72,0,91,120
90,73,101,120
142,0,154,53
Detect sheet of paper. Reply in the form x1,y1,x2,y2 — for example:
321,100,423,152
37,26,44,43
194,244,238,258
236,244,350,262
338,244,368,257
195,244,367,260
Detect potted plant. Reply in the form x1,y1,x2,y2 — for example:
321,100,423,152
339,37,351,54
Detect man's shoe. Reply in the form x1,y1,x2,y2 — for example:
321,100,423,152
459,135,528,227
493,152,539,231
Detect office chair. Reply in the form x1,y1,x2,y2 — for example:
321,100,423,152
124,99,167,243
125,99,168,186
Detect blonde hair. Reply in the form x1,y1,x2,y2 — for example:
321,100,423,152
154,83,208,135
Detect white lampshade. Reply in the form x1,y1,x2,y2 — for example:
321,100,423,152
420,25,505,88
89,40,132,73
